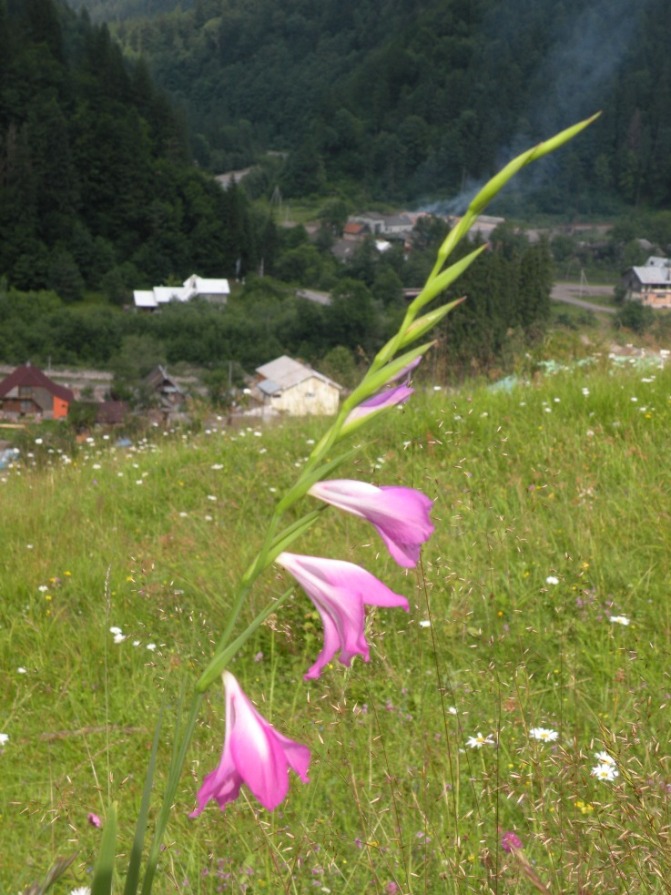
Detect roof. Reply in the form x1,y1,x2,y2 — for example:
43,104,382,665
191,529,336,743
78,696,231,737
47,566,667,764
630,257,671,286
134,274,230,309
183,274,231,296
133,290,158,309
255,356,342,392
0,364,74,403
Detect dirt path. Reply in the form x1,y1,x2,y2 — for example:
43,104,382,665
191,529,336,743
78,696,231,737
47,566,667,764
551,281,616,314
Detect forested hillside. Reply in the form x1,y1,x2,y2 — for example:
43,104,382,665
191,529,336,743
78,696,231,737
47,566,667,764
0,0,257,295
75,0,671,212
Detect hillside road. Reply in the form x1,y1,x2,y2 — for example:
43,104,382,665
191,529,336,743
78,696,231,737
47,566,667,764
551,281,616,314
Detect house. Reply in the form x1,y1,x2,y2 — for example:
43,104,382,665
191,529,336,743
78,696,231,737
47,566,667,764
144,365,186,411
254,356,342,416
343,221,369,240
622,256,671,307
0,364,74,420
133,274,230,311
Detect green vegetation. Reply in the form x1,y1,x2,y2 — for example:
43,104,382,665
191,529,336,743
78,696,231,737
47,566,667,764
77,0,671,214
0,1,259,293
0,225,556,381
2,356,671,892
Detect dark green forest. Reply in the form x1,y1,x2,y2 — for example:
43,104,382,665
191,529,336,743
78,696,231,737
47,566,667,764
0,0,259,296
72,0,671,212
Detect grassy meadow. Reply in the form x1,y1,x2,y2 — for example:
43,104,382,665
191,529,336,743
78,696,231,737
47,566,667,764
2,353,671,894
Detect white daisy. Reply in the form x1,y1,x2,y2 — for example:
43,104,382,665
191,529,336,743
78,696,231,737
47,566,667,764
529,727,559,743
609,615,630,626
591,763,619,782
466,732,495,748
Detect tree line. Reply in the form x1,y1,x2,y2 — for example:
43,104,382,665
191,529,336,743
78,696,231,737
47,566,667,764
0,224,555,386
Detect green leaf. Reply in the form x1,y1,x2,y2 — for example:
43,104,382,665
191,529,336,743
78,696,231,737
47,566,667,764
91,804,117,895
399,298,465,347
276,448,358,514
123,704,166,895
410,246,485,314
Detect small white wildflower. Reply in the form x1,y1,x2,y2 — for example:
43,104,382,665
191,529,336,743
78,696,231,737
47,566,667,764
211,463,224,470
419,620,431,628
70,887,92,895
17,667,27,674
448,706,458,715
546,576,559,585
529,727,559,743
109,626,123,635
113,633,126,644
591,763,619,782
609,615,630,626
0,733,8,746
466,732,495,749
146,643,157,652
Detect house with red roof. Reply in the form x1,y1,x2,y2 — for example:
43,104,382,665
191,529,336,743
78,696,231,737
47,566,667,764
0,364,75,420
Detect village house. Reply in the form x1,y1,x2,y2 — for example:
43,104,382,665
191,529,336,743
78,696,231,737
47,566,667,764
621,256,671,307
144,365,186,413
253,356,342,416
0,363,74,420
133,274,230,311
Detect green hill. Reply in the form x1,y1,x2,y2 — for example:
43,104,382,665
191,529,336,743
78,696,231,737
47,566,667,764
2,358,671,891
70,0,671,212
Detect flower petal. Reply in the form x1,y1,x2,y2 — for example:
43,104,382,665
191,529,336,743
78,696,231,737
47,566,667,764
308,480,434,568
276,552,408,679
190,671,310,815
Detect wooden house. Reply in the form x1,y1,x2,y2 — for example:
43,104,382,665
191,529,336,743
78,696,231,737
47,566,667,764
622,256,671,307
254,356,342,416
0,364,74,420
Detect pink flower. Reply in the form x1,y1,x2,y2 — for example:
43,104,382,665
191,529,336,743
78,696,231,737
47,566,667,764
190,671,310,815
276,552,409,679
87,812,102,828
308,479,434,568
345,383,414,424
345,358,421,425
501,831,523,852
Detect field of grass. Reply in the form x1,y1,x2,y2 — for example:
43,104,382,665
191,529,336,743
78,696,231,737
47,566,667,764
3,353,671,894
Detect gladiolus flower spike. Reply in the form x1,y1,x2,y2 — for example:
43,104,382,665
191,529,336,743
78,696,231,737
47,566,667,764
276,552,409,679
190,671,310,815
309,479,434,568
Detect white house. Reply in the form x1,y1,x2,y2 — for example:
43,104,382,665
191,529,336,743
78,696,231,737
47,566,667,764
622,256,671,307
133,274,230,310
254,356,342,416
